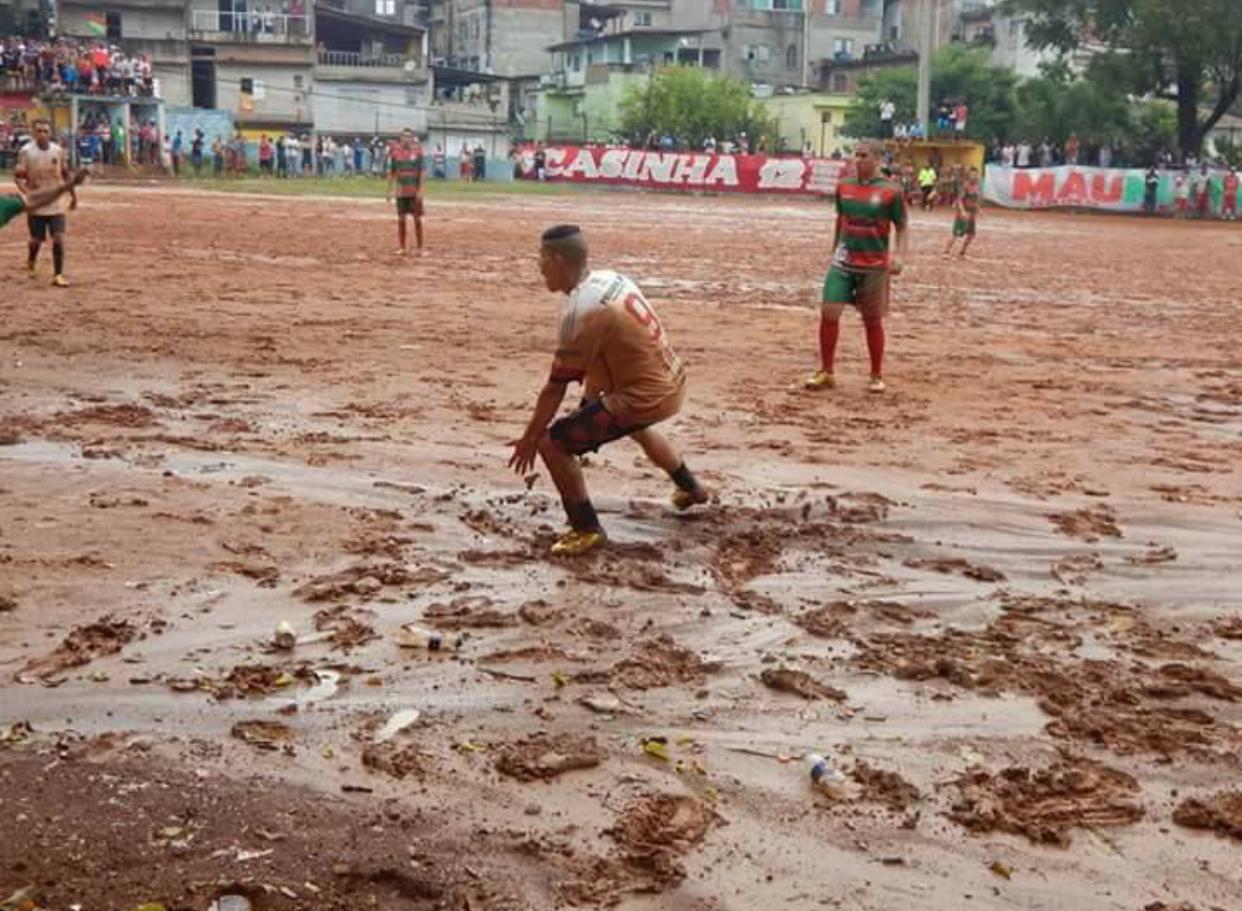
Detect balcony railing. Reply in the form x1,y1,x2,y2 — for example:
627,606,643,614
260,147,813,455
190,9,311,41
317,50,412,69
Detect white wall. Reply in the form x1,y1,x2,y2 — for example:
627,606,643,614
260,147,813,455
215,61,314,124
313,80,430,135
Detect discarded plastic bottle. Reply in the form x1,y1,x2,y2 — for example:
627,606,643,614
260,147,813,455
273,621,297,650
804,752,847,798
396,624,455,651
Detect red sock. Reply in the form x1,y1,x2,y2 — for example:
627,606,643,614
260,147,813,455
398,219,406,249
819,315,841,373
864,317,885,377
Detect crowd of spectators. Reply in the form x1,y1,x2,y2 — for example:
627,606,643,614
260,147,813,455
1,37,155,98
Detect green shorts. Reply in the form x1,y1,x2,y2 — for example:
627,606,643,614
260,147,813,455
0,194,24,230
822,265,890,317
953,216,976,237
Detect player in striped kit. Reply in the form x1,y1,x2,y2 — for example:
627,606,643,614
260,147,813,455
805,142,909,394
944,167,981,259
386,129,425,255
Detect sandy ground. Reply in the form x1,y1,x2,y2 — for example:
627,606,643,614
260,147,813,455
1,183,1241,911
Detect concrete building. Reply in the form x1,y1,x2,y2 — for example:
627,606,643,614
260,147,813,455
57,0,195,105
953,0,1054,78
314,0,432,135
427,0,564,77
536,26,718,141
762,90,853,155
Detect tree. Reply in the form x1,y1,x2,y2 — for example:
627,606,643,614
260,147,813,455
618,67,779,149
1007,0,1242,156
1013,58,1177,161
843,45,1019,142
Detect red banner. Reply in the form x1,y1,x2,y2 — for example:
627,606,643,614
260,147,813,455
516,145,848,197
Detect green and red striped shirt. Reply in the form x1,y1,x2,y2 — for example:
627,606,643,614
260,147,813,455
389,146,424,198
833,177,907,271
961,182,980,214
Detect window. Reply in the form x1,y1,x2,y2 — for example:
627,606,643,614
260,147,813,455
832,38,854,58
746,44,771,64
293,74,304,89
832,73,849,92
825,0,842,13
744,0,802,8
786,45,797,69
632,11,651,26
106,11,122,39
374,0,395,15
821,111,833,124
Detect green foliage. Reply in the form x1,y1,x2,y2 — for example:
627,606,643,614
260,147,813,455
1013,57,1177,159
618,67,780,147
844,45,1018,141
1215,136,1242,167
1006,0,1242,155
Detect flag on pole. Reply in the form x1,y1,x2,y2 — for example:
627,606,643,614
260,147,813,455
86,13,107,37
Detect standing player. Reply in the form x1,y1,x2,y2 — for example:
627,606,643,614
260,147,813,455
944,166,981,259
1,169,87,233
805,142,908,394
509,225,711,556
386,128,424,255
15,119,77,287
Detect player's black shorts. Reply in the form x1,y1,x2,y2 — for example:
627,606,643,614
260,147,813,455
27,214,66,241
550,398,646,456
396,195,424,217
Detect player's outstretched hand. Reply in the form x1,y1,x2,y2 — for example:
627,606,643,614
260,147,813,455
508,435,539,477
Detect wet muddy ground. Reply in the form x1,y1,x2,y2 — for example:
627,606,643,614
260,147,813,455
1,185,1241,910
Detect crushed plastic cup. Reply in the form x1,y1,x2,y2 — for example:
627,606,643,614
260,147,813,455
804,752,847,799
273,621,297,650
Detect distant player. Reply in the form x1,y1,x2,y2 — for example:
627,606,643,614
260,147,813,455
1,169,87,233
805,142,908,394
15,119,77,287
1222,166,1238,221
509,225,711,556
944,166,981,259
386,128,424,255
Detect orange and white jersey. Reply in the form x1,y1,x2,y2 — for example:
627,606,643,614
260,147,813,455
551,270,686,425
16,142,69,216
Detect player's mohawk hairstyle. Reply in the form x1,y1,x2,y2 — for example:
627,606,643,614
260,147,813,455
542,224,582,242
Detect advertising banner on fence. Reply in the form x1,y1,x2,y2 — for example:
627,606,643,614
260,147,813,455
983,165,1240,214
515,144,848,198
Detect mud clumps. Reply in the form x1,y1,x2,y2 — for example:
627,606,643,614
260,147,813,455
850,761,921,811
904,556,1006,583
797,600,932,638
20,617,136,680
58,403,160,428
606,794,718,886
231,720,294,750
1172,791,1242,840
293,562,448,601
424,596,516,630
362,743,427,780
314,606,379,651
210,559,280,587
949,757,1143,846
608,636,711,690
1050,505,1122,541
760,668,846,702
495,733,603,782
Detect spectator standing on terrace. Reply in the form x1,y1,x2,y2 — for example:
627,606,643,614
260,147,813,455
275,133,287,177
1016,141,1032,168
879,98,895,138
212,137,224,176
1038,139,1054,167
340,138,354,175
301,135,313,174
1098,144,1112,168
433,143,447,179
353,139,364,174
1174,171,1190,217
703,135,717,153
459,142,472,181
473,144,487,181
1002,142,1016,167
953,101,968,137
172,130,183,175
1223,166,1239,221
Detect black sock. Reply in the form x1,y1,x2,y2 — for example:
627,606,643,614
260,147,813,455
28,244,39,267
563,498,601,533
52,243,64,275
669,463,698,493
